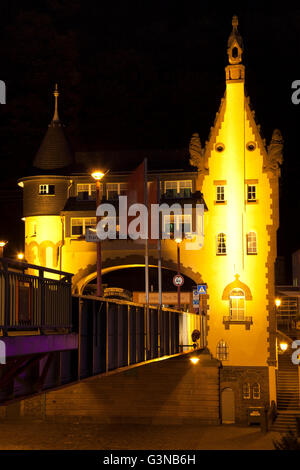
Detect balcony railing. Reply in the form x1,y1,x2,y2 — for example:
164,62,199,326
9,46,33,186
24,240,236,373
0,258,73,333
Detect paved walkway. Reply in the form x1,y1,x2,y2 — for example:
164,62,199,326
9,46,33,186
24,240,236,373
0,420,282,450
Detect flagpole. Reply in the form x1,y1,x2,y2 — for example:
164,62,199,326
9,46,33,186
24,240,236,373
144,158,150,359
157,176,162,307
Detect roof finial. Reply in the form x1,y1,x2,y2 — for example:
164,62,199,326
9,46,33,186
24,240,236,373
232,15,238,29
53,83,60,121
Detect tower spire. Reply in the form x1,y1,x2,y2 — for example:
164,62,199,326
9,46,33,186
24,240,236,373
227,15,243,65
225,15,245,82
53,83,60,122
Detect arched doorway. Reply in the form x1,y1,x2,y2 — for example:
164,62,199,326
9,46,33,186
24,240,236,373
221,387,235,424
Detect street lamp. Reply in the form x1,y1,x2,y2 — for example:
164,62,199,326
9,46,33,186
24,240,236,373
91,170,105,296
279,342,288,352
17,253,24,261
0,241,7,257
275,298,281,308
175,237,182,310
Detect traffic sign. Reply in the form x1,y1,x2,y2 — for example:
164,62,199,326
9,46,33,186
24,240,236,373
193,289,199,307
173,274,184,287
197,284,207,295
85,228,99,242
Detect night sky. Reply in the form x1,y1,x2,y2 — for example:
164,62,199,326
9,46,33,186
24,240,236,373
0,1,300,279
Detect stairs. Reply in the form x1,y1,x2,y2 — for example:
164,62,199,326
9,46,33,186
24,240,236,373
277,353,299,410
272,410,300,433
272,351,300,433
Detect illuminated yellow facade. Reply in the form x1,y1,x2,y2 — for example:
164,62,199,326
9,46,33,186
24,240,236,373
19,16,284,421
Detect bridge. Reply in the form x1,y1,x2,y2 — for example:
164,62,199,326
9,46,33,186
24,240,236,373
0,258,220,424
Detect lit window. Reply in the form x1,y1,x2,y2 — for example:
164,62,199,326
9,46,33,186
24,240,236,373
253,383,261,399
107,183,127,200
217,233,226,254
247,232,257,254
243,383,250,399
229,289,245,321
179,181,192,198
247,185,256,202
39,184,55,195
77,183,98,200
164,180,192,198
71,218,96,237
216,340,228,360
216,186,225,203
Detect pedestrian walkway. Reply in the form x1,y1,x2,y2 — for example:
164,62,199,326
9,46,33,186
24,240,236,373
0,420,281,450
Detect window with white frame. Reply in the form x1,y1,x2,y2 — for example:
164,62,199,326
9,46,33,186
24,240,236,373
216,340,229,360
71,217,96,237
247,185,256,202
253,383,260,399
217,233,226,254
216,185,225,203
164,180,192,198
229,289,245,320
77,183,98,200
163,214,192,238
106,182,127,200
242,383,251,399
247,232,257,254
39,184,55,195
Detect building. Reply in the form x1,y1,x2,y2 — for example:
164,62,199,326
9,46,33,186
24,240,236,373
18,16,284,423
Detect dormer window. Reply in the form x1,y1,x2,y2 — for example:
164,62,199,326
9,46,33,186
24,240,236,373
39,184,55,195
232,47,238,58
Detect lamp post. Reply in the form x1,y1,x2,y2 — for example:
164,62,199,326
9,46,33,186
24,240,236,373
175,238,182,310
91,171,105,297
0,241,7,258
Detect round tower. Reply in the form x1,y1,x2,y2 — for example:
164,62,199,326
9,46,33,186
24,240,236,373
18,85,73,274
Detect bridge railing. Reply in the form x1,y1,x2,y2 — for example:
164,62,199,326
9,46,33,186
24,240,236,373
0,258,73,333
74,295,201,378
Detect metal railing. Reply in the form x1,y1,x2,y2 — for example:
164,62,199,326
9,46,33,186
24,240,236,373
0,258,73,333
75,295,201,377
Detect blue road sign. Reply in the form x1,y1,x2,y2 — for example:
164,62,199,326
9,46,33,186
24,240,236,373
193,290,199,306
197,284,207,295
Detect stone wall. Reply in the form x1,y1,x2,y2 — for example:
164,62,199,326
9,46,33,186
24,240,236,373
220,366,269,424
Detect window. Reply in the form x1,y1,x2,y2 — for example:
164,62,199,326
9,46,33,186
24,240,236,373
229,289,245,321
179,181,192,198
246,142,256,151
243,383,251,399
217,233,226,254
164,180,192,198
71,218,96,237
106,183,127,200
77,183,98,200
216,185,225,203
163,214,192,238
39,184,55,195
216,340,228,360
247,232,257,254
247,185,256,202
253,383,261,399
215,143,225,152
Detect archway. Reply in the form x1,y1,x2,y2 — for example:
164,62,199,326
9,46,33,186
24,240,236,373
82,265,198,310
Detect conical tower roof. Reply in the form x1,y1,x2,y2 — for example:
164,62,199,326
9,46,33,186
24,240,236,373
33,84,74,170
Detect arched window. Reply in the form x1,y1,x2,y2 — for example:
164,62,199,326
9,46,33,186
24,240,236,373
247,232,257,254
216,340,229,360
253,383,261,399
242,383,250,399
217,233,226,255
229,289,245,320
